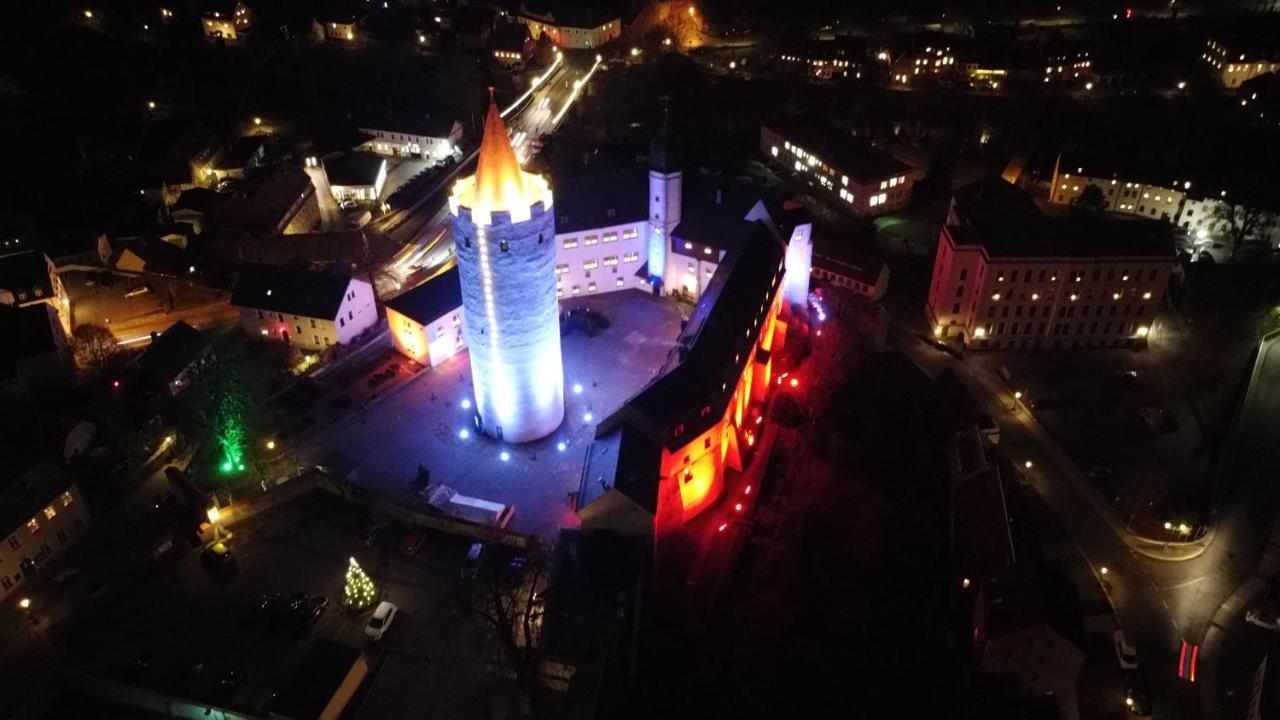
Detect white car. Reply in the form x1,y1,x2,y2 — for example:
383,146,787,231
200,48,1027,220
365,601,398,641
1113,630,1139,670
1246,608,1280,632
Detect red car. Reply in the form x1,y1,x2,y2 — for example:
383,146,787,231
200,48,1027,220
400,530,427,557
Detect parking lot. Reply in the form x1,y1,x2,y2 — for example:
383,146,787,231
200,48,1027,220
53,490,492,716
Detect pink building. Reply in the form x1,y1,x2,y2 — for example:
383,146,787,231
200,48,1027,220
926,179,1175,351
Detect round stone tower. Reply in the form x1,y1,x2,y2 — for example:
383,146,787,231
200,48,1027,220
449,98,563,442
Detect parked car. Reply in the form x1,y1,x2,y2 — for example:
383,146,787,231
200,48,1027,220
201,542,236,573
1113,630,1139,670
365,601,398,641
291,595,329,635
1246,608,1280,632
400,530,427,557
462,542,484,579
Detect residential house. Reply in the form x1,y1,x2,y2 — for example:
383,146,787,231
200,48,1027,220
231,264,377,350
0,249,70,334
214,165,321,237
517,3,621,49
324,152,387,205
0,304,72,399
357,113,462,162
490,22,534,68
811,234,889,300
203,0,252,40
0,459,91,600
128,321,212,399
761,123,915,217
385,266,465,367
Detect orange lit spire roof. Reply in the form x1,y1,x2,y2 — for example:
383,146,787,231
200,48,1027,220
472,98,528,214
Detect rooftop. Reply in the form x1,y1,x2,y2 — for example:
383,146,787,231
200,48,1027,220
948,177,1175,260
577,423,660,514
452,101,551,220
265,639,363,720
384,266,463,325
672,174,777,254
0,249,54,302
0,303,63,374
552,169,648,234
323,152,386,188
812,234,886,287
230,263,356,319
541,528,648,664
130,321,209,394
519,1,620,29
357,111,457,140
0,457,74,536
216,165,315,233
764,123,911,184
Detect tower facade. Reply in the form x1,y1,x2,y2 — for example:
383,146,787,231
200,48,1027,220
449,101,563,442
647,113,682,290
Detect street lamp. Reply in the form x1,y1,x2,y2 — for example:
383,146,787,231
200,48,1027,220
1024,460,1033,469
266,440,276,451
1099,566,1109,575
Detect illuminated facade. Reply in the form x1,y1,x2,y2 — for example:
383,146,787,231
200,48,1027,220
517,7,620,50
1048,154,1280,254
203,1,252,41
0,460,90,600
761,124,914,218
231,265,377,351
578,223,793,534
385,267,465,368
926,178,1175,350
1204,37,1280,88
450,101,563,442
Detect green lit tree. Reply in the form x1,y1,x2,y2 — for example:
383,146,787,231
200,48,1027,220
344,557,377,610
198,355,253,476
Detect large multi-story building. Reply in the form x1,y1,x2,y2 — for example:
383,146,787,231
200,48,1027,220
927,178,1175,350
357,113,462,161
449,100,564,443
1,459,91,600
517,4,620,50
1205,35,1280,88
1048,153,1280,256
761,124,915,218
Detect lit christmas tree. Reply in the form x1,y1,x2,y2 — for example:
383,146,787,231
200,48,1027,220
344,557,377,610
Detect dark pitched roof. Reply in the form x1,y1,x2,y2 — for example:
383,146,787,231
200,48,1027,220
763,123,911,184
266,640,363,720
491,22,531,52
230,263,355,319
173,187,216,214
113,238,190,274
672,174,775,254
649,115,683,174
131,321,208,393
216,165,315,233
385,267,462,325
540,528,649,664
214,135,265,171
949,177,1176,260
357,112,458,139
578,423,660,514
0,250,54,302
604,224,785,450
520,2,619,29
210,230,397,269
0,303,62,373
812,233,886,286
0,457,74,537
324,152,386,188
553,169,649,234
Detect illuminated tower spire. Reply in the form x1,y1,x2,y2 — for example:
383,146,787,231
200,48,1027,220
448,91,563,443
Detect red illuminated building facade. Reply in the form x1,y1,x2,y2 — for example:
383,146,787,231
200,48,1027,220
577,222,794,536
927,179,1175,350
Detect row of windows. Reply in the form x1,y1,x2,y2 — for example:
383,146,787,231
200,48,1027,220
1,518,83,591
980,320,1143,337
562,230,629,249
556,253,641,275
556,277,635,296
983,302,1148,319
6,491,75,552
979,267,1160,284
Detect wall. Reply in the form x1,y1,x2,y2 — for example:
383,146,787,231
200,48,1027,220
554,222,649,298
334,279,378,345
283,186,322,234
760,126,913,218
240,307,338,350
1,483,90,599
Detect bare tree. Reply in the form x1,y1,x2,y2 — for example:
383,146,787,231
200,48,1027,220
71,324,118,371
453,548,549,718
1217,200,1265,260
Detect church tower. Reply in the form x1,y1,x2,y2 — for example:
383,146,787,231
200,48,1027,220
647,103,682,291
449,97,563,443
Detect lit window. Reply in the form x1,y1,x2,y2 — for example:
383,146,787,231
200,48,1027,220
602,232,618,243
587,282,597,292
563,238,579,249
43,506,56,520
61,491,73,507
584,235,599,246
27,518,40,534
703,246,712,255
583,259,599,270
572,285,581,295
621,228,638,240
684,242,693,250
623,252,639,263
616,278,625,287
602,255,619,266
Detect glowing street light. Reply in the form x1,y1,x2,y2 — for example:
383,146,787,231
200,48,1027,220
18,598,31,610
266,440,276,450
1164,521,1173,530
1099,566,1109,575
253,116,262,126
147,100,156,110
84,9,94,19
1177,81,1187,90
1024,460,1033,469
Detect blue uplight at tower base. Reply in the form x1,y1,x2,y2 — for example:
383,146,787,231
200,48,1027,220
458,428,470,440
500,451,511,462
572,383,583,394
557,441,567,452
461,398,472,410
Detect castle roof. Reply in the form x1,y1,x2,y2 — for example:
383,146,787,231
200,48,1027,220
472,100,528,215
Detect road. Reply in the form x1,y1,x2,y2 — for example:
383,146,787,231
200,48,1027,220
375,54,592,297
892,319,1280,720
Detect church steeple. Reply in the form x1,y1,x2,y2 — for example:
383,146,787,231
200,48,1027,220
649,96,683,174
473,91,528,215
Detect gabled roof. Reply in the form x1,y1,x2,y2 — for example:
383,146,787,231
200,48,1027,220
672,174,776,254
131,321,209,393
763,123,911,184
491,22,531,52
0,457,74,537
577,423,660,514
357,111,458,139
949,177,1175,259
0,250,54,302
552,169,648,234
812,233,886,286
230,263,356,319
385,267,462,325
216,165,315,233
0,303,63,374
323,152,386,188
